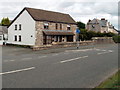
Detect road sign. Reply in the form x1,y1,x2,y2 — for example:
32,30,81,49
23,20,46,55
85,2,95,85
76,28,80,34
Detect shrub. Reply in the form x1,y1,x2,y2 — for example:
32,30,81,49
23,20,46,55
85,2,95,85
112,35,120,43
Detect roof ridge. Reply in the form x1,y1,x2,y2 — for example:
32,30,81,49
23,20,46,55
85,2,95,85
25,7,69,15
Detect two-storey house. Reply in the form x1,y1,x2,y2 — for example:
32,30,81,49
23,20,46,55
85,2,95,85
8,7,77,46
86,18,118,34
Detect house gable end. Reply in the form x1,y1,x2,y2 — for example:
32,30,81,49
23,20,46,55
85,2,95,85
8,8,35,28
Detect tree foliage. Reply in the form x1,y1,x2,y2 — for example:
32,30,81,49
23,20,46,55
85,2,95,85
0,17,10,26
113,35,120,43
78,29,116,41
77,21,85,29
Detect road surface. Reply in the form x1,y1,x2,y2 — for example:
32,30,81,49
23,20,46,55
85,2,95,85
1,44,118,88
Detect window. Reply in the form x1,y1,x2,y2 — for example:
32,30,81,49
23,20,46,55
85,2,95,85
92,25,95,28
15,25,17,30
67,25,71,30
56,24,58,30
19,35,21,42
0,36,2,40
14,35,17,41
19,24,21,30
44,23,49,29
60,24,62,30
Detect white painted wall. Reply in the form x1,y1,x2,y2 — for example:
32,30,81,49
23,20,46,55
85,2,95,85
0,35,3,45
8,10,36,46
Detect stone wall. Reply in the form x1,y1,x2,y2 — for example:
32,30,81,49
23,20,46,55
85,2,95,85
32,41,94,50
35,21,77,46
35,21,44,46
92,37,114,44
32,37,115,50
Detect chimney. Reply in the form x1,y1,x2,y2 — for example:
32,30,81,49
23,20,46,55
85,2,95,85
88,19,91,22
101,18,105,20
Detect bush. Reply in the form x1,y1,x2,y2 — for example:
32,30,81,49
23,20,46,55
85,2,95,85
112,35,120,43
78,29,116,41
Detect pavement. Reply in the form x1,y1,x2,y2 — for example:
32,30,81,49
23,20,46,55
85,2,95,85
1,44,119,88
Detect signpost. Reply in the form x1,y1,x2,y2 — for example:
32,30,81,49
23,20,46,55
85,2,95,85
76,28,80,49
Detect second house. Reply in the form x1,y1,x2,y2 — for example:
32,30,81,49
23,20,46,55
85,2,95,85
8,7,77,46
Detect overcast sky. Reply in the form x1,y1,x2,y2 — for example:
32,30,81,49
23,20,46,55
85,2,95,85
0,0,119,29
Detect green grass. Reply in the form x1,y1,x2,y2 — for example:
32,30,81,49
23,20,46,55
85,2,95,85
94,70,120,89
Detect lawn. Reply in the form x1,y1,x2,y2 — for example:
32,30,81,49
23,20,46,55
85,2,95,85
95,70,120,89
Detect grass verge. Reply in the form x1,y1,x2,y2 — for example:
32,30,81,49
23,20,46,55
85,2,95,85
94,70,120,89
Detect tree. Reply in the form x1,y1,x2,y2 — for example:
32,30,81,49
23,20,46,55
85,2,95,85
77,21,85,29
79,29,87,41
86,31,97,40
0,17,10,26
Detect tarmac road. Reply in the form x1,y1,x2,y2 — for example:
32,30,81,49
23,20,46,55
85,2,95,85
1,44,118,88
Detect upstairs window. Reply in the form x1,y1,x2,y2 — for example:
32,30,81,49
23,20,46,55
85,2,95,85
92,25,95,28
0,36,2,40
67,25,71,30
15,25,17,30
56,24,58,30
60,24,62,30
19,35,21,42
14,35,17,41
19,24,21,30
44,23,49,29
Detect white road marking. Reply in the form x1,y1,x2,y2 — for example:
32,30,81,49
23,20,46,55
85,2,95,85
21,58,32,60
65,49,93,53
64,52,70,54
108,50,113,52
94,49,101,51
38,56,47,59
52,54,58,56
97,50,113,55
0,67,35,75
9,60,15,62
101,50,107,51
4,60,15,62
60,56,88,63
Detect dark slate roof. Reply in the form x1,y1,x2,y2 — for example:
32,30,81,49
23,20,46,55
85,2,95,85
8,7,76,28
0,26,8,35
26,7,76,24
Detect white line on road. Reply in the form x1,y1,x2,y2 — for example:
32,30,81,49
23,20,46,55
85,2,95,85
0,67,35,75
60,56,88,63
101,50,107,51
64,52,69,54
65,49,93,53
9,60,15,62
4,60,15,62
108,50,113,52
97,50,113,55
52,54,58,56
21,58,32,60
38,56,47,59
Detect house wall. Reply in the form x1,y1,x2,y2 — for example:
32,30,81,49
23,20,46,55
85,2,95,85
100,27,108,33
86,23,101,32
35,22,44,46
35,21,77,46
0,35,3,45
8,10,36,46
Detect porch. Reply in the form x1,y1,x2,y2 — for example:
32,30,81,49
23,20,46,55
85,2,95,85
43,30,74,45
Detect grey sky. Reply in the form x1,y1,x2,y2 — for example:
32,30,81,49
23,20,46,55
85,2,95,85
0,0,119,29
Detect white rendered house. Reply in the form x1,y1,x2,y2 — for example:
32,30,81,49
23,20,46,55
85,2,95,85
8,7,77,46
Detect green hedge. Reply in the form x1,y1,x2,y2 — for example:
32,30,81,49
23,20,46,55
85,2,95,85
113,35,120,43
79,29,116,41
